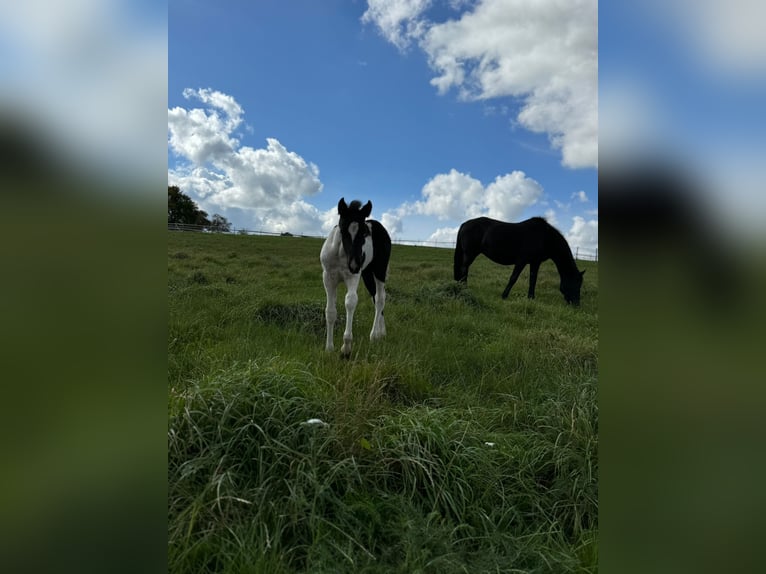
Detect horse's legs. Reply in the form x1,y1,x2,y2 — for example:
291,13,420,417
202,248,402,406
341,275,361,357
501,263,526,299
370,278,386,341
527,260,541,299
323,270,337,352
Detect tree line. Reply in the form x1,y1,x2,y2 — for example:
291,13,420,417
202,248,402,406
168,186,231,232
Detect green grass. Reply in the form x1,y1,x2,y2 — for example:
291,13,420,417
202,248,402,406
168,231,598,573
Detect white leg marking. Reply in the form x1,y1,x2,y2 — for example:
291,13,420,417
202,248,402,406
323,270,337,352
341,275,360,357
370,278,386,341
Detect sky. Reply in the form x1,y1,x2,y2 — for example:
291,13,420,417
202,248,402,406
168,0,599,256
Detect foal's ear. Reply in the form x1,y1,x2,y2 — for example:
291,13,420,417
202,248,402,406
337,197,348,216
361,200,372,219
580,269,586,277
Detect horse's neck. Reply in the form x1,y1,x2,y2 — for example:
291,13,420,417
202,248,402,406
550,242,578,277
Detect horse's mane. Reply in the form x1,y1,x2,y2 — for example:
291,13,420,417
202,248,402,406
348,200,363,211
531,216,564,238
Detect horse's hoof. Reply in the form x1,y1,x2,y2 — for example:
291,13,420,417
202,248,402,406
341,351,351,360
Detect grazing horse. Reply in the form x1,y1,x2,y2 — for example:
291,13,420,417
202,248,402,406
320,198,391,357
454,216,585,305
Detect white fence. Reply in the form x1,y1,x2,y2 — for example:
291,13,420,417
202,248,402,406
168,223,598,261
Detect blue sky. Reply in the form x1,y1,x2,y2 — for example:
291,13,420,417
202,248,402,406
168,0,598,255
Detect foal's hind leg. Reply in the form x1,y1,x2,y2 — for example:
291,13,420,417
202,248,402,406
362,270,386,341
502,263,526,299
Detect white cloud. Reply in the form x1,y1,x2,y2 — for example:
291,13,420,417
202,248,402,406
381,211,405,237
168,89,327,234
409,168,542,222
566,215,598,256
427,226,461,245
362,0,598,168
361,0,433,51
414,169,485,220
417,168,542,220
572,190,589,203
484,171,544,221
389,168,544,236
544,209,558,227
183,87,243,125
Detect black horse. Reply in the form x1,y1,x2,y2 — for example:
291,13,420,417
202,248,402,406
454,216,585,305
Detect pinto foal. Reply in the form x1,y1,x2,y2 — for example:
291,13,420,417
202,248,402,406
320,198,391,357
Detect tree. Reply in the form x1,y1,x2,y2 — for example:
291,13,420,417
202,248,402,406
210,214,232,233
168,186,211,228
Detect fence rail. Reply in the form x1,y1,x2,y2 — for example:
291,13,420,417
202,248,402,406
168,223,598,261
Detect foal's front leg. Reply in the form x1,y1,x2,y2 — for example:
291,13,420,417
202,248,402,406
323,271,337,352
341,275,361,358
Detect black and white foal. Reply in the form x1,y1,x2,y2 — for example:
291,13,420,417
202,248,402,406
320,198,391,357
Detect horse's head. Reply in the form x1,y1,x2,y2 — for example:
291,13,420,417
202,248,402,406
337,197,372,274
560,269,585,306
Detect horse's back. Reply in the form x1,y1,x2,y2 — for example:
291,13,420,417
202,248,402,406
457,216,551,265
457,217,499,248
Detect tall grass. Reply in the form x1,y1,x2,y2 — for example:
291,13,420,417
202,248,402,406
168,232,598,573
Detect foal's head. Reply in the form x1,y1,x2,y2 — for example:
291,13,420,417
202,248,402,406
560,269,586,306
337,198,372,274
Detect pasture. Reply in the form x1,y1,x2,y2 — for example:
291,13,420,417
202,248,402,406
168,231,598,573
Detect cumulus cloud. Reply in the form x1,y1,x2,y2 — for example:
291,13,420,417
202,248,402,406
362,0,598,168
361,0,433,51
484,171,544,221
381,210,405,237
168,88,327,234
409,168,543,222
544,209,558,227
572,190,589,203
427,226,461,245
566,215,598,256
414,169,485,220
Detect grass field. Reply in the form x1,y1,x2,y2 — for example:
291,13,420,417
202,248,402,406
168,231,598,573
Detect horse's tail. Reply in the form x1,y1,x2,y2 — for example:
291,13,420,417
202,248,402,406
454,225,466,282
